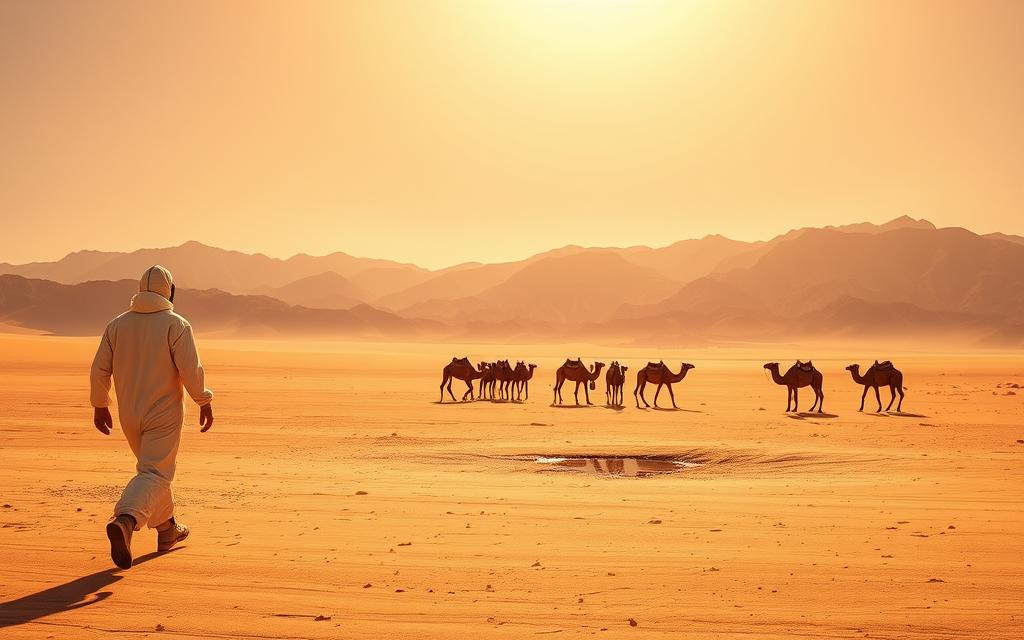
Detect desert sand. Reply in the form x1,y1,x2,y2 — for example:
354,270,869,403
1,333,1022,638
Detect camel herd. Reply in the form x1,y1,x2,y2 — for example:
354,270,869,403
440,358,537,402
440,357,907,413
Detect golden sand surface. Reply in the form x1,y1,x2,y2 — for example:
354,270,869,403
1,334,1022,638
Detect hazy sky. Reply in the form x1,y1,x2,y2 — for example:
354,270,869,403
2,1,1022,268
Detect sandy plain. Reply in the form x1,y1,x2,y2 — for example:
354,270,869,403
0,334,1022,639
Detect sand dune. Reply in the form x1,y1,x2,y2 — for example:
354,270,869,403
0,334,1021,638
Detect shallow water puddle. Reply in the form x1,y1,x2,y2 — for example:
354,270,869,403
535,456,701,477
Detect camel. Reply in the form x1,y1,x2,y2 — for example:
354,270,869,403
605,361,628,406
764,361,824,413
553,360,606,405
512,362,537,401
845,361,905,412
478,361,498,400
494,360,516,401
633,362,695,409
439,357,487,402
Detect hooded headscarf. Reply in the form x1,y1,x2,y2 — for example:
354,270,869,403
140,265,173,300
130,265,175,313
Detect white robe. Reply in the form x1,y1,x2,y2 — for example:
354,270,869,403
90,288,213,530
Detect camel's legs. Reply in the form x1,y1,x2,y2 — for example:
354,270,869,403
635,379,649,408
888,372,905,412
653,383,663,408
440,373,450,403
815,386,825,413
873,386,882,412
525,380,529,401
584,381,592,405
667,383,677,409
885,385,896,411
441,373,459,402
573,381,581,406
792,387,799,412
785,387,791,412
553,375,563,404
462,379,474,402
859,386,868,411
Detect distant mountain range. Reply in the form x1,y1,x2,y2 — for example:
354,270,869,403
2,216,1024,346
0,276,441,339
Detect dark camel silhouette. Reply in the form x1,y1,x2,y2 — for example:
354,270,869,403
764,361,824,412
512,362,537,401
846,361,905,412
634,362,695,408
605,361,628,406
493,360,516,400
439,357,486,402
553,360,606,405
477,361,497,399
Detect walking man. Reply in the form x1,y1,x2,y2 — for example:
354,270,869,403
90,265,214,569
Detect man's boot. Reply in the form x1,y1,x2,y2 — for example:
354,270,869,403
157,517,189,552
106,514,135,569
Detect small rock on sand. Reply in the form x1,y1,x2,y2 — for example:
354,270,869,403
628,618,638,627
355,491,368,495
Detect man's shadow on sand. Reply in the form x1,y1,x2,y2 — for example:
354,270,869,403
0,550,176,629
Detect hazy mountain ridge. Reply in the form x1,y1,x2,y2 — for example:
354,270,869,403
0,275,439,339
4,216,1024,346
0,241,430,302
